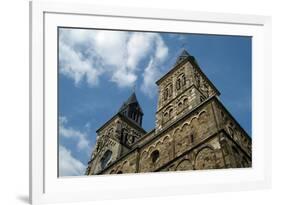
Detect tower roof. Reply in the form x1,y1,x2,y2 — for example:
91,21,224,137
126,92,138,104
175,49,191,65
118,92,143,114
156,49,193,85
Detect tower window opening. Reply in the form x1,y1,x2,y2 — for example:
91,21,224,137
169,109,173,118
178,102,183,108
169,84,173,97
190,134,194,143
176,79,181,90
183,98,188,105
164,88,169,100
121,128,128,144
182,74,186,86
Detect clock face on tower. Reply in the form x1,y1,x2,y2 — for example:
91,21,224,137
100,150,112,169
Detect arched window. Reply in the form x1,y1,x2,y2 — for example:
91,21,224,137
169,109,173,118
169,84,173,97
176,78,181,90
133,112,137,120
163,112,169,123
190,134,194,144
182,74,186,86
178,102,182,108
151,150,160,163
100,150,112,169
121,128,128,144
164,88,168,100
183,98,188,106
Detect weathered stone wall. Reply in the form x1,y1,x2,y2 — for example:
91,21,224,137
95,98,252,175
160,134,225,172
98,99,222,174
139,100,219,172
102,150,139,174
132,129,155,148
219,131,251,168
212,100,252,158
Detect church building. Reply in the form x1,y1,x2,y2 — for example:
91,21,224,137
85,49,252,175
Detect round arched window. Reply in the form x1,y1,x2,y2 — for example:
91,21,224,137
151,150,160,163
100,150,112,169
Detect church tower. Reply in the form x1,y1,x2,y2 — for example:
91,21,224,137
86,92,146,175
155,49,219,131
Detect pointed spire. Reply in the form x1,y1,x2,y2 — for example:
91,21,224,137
127,92,138,105
118,92,137,111
118,90,144,127
180,49,190,57
175,49,191,65
118,91,143,113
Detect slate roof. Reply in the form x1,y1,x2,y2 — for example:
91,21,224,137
118,92,143,114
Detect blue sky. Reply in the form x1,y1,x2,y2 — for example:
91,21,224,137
58,28,251,176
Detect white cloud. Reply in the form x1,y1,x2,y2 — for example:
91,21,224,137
59,28,169,96
111,69,137,87
126,33,153,70
93,30,128,66
59,145,86,176
155,35,169,61
141,58,161,98
140,35,169,98
59,116,90,152
59,42,101,86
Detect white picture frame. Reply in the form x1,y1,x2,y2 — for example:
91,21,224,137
30,1,272,204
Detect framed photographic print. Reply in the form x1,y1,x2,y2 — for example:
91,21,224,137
30,1,271,204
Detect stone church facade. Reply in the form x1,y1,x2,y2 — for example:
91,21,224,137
85,49,252,175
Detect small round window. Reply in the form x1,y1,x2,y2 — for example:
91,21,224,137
151,150,160,163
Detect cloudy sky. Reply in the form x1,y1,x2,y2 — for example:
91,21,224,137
58,28,252,177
